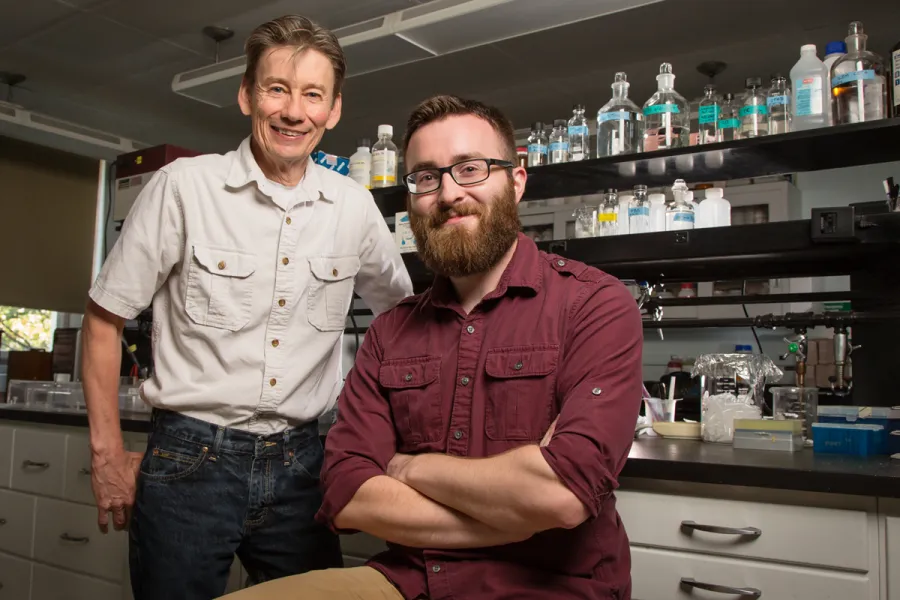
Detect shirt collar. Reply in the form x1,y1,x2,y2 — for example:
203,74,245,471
225,135,329,204
430,232,544,309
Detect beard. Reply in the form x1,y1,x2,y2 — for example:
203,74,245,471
409,182,521,278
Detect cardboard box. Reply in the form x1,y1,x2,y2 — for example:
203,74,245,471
394,211,417,254
803,365,816,388
313,150,350,175
805,339,818,366
815,364,836,388
816,339,835,365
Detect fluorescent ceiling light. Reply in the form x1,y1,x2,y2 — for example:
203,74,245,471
172,0,664,108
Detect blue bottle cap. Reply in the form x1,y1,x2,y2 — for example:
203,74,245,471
735,344,753,352
825,41,847,56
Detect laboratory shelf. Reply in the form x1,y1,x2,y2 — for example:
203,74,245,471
371,117,900,217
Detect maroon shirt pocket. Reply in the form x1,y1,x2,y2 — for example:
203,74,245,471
379,356,443,449
484,345,559,441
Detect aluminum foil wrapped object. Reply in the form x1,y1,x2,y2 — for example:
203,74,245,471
691,353,783,407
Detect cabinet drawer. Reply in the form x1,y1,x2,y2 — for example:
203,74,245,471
31,563,121,600
631,546,873,600
10,428,66,497
617,490,870,571
887,515,900,600
340,533,388,558
0,427,12,489
34,497,126,582
64,434,96,505
0,489,36,557
0,551,32,600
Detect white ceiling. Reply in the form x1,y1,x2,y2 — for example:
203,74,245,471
1,0,898,159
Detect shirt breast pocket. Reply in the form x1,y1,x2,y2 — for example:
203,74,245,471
484,345,559,441
379,356,443,450
307,255,361,332
185,245,257,331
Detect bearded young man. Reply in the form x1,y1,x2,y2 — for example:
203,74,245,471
220,95,643,600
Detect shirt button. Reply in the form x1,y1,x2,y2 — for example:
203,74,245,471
592,388,602,395
332,268,339,277
286,217,292,225
405,373,413,382
466,325,475,334
269,378,277,387
278,299,286,307
282,257,290,266
217,260,226,270
557,259,566,267
432,565,441,573
514,361,524,370
271,339,279,348
460,376,470,386
454,430,463,440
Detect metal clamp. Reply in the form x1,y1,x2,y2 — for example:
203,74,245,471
681,520,762,538
59,533,90,544
681,578,762,598
22,460,50,470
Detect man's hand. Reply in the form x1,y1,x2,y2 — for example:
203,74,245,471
386,453,415,483
540,416,559,447
91,448,143,533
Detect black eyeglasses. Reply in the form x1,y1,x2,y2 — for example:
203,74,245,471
402,158,514,195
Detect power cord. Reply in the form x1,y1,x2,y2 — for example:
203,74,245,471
348,311,361,354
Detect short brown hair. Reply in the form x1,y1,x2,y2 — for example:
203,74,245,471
243,15,346,96
403,95,517,162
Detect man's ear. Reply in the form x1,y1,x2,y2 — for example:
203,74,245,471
326,93,342,130
238,79,253,117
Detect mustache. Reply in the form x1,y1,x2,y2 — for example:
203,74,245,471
430,203,484,226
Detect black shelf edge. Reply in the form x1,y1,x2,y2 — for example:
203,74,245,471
656,291,855,307
372,117,900,216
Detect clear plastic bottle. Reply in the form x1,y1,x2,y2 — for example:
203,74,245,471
666,179,695,231
597,72,643,157
567,105,590,161
823,40,847,92
791,44,831,130
649,193,666,232
527,122,548,167
739,78,768,138
717,93,740,142
831,21,888,124
643,63,690,150
548,120,569,164
695,187,731,228
597,189,620,237
697,84,720,144
348,138,372,189
617,193,632,235
371,125,398,188
767,75,792,135
629,185,651,234
891,39,900,117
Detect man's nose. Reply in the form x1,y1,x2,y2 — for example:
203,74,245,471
281,93,307,123
438,172,466,205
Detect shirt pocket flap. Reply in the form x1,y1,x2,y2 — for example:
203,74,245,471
485,346,560,379
309,255,361,282
192,245,256,278
379,357,441,389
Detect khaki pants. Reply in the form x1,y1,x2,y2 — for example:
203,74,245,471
217,566,404,600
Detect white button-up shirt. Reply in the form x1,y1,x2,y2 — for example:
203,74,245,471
90,136,412,434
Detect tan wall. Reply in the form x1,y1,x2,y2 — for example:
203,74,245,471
0,136,99,314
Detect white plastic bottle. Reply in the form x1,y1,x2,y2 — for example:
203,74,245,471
666,179,695,231
649,193,666,232
371,125,398,188
617,192,633,235
629,185,651,234
695,187,731,228
348,138,372,189
791,44,831,130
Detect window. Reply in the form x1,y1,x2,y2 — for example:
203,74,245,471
0,306,56,351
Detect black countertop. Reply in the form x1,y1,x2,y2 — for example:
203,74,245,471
2,407,898,497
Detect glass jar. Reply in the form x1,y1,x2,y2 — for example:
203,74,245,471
573,206,598,238
771,386,818,440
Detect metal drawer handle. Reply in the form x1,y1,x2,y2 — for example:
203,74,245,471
78,467,92,476
22,460,50,470
0,518,6,526
681,520,762,538
59,533,90,544
681,577,762,598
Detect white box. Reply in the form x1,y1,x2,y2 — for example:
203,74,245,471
394,211,417,254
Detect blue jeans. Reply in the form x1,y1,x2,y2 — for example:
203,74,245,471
129,409,342,600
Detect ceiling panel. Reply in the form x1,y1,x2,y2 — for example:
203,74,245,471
0,0,75,50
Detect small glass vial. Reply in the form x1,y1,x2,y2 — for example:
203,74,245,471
717,93,740,142
642,63,690,150
597,72,644,157
548,120,569,164
371,125,398,188
629,185,651,234
666,179,695,231
598,189,620,237
832,21,888,124
649,192,666,232
740,78,769,139
567,105,590,161
697,84,720,144
767,75,792,135
527,122,548,167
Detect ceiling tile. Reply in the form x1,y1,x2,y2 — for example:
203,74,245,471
0,0,75,50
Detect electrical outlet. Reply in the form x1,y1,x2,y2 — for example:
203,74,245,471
811,206,855,242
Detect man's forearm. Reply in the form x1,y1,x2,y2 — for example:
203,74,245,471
334,475,530,549
81,302,126,454
398,446,589,534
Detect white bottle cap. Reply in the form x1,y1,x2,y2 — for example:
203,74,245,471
685,191,694,202
705,187,724,199
378,124,393,137
649,193,666,204
800,43,817,54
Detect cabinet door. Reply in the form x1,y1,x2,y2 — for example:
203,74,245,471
887,514,900,600
0,551,32,600
63,434,96,505
31,564,121,600
0,488,36,558
10,428,66,497
0,427,12,489
631,546,874,600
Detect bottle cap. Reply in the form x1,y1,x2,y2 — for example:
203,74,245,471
553,119,566,127
532,121,544,131
357,138,371,149
704,84,716,94
649,193,666,204
573,104,585,111
724,92,735,101
825,40,847,55
800,43,817,54
377,124,393,137
745,77,761,88
633,184,648,194
735,344,753,352
685,191,694,202
848,21,864,36
705,187,723,199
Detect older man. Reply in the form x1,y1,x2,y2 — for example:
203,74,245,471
82,14,412,600
220,95,642,600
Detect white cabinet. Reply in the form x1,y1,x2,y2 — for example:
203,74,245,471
0,427,12,488
884,499,900,600
0,488,35,557
64,433,96,505
31,563,121,600
0,551,32,600
10,428,66,497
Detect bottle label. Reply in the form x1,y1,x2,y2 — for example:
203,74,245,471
698,105,720,124
832,69,876,87
628,206,650,217
597,213,617,222
568,125,589,136
673,212,695,223
795,75,824,117
739,105,768,117
527,143,547,155
549,142,569,153
643,104,681,116
348,158,371,189
599,111,633,122
718,117,739,130
893,49,900,110
767,94,789,107
371,149,396,184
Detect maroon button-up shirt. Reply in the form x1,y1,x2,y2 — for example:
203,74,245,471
317,233,643,599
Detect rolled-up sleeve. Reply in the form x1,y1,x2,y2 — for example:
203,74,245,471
540,279,643,518
353,192,413,316
316,318,399,532
88,168,184,319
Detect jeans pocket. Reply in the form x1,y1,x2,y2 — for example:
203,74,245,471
289,435,324,482
140,433,210,483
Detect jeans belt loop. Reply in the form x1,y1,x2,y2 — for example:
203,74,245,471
213,426,226,457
